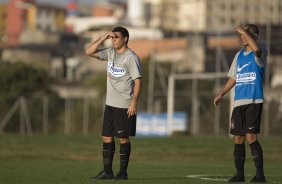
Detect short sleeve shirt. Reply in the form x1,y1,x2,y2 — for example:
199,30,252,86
99,48,142,108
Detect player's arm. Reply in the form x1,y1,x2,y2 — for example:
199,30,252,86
127,78,142,118
84,32,115,58
214,78,236,108
235,26,262,58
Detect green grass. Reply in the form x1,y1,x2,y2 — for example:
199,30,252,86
0,135,281,184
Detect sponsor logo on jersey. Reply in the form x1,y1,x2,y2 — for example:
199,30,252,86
107,62,126,77
120,56,128,63
237,62,251,72
236,72,256,83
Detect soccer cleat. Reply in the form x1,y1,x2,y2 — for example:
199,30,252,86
250,175,266,183
91,170,114,180
113,171,128,180
228,175,245,182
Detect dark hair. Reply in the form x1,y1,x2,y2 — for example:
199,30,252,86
244,24,259,37
112,26,129,43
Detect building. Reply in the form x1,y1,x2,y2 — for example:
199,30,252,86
6,0,66,46
6,0,35,46
92,2,124,18
206,0,282,31
20,3,66,44
153,0,282,32
142,0,282,73
0,3,7,48
33,4,66,32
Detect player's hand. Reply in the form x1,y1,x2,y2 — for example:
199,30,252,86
213,94,222,108
235,26,247,35
104,32,118,40
127,101,137,118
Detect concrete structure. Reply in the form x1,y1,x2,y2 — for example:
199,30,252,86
148,0,282,32
1,47,50,69
141,0,282,74
20,30,60,44
6,0,66,46
129,38,188,59
161,0,206,32
34,4,66,32
65,16,119,34
127,0,145,27
6,0,35,46
206,0,282,31
92,2,124,18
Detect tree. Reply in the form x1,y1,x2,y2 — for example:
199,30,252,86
0,62,50,132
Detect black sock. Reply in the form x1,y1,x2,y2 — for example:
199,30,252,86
234,143,245,178
120,142,131,174
250,141,264,177
102,142,115,173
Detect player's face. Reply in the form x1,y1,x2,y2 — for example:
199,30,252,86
240,34,248,46
241,26,257,46
111,32,126,50
240,26,248,45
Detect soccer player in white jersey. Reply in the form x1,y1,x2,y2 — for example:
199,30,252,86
85,26,142,180
214,24,267,183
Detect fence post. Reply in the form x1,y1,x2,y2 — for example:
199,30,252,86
83,96,89,136
42,96,49,135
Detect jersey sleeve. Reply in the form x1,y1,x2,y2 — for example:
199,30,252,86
98,48,111,61
128,55,142,80
254,47,268,68
227,52,239,79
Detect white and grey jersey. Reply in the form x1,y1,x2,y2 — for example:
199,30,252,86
99,48,142,109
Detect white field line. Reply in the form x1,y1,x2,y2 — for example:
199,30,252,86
186,174,228,182
186,175,281,183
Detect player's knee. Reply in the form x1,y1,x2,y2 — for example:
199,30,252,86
234,136,245,144
102,136,114,143
246,133,257,144
118,137,130,144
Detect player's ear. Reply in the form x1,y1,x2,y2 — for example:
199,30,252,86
124,37,128,43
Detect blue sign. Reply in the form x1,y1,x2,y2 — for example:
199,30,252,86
136,112,187,136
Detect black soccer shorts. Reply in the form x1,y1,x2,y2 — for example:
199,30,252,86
102,105,136,138
230,103,263,136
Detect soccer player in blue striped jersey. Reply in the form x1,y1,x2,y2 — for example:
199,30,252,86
214,24,267,183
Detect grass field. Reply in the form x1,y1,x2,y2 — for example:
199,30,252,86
0,135,281,184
